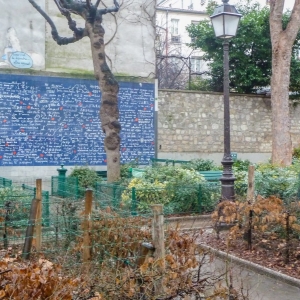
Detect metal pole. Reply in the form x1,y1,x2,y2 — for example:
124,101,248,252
220,41,235,201
154,78,159,159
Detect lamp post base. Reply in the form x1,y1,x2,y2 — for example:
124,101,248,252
220,156,235,201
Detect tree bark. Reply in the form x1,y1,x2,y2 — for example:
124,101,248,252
270,0,300,166
271,38,293,165
28,0,121,182
87,15,121,182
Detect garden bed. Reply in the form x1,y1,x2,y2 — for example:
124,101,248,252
201,230,300,281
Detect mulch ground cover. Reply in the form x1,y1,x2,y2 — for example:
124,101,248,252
201,230,300,280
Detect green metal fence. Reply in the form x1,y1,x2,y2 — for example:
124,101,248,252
51,176,80,199
0,177,12,188
94,181,221,216
21,184,50,226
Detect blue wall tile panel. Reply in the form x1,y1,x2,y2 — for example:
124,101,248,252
0,74,155,166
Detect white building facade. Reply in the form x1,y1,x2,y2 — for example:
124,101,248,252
156,0,209,89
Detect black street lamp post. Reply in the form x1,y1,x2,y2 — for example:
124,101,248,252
210,0,242,201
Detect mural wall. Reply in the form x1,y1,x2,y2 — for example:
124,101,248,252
0,74,155,166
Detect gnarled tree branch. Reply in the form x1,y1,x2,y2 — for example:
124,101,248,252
98,0,119,15
54,0,86,37
28,0,87,45
95,0,101,9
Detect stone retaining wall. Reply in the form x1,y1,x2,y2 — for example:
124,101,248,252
157,90,300,161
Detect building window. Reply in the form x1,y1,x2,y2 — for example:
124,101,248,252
171,35,181,43
171,19,179,35
190,56,202,73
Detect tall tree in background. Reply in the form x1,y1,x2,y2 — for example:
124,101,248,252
28,0,121,182
270,0,300,166
187,2,274,93
187,1,300,95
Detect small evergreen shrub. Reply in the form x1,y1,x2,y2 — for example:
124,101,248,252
292,146,300,159
69,166,101,192
183,159,219,171
233,159,251,172
120,159,139,179
121,166,219,214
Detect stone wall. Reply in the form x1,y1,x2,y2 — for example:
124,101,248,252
157,90,300,162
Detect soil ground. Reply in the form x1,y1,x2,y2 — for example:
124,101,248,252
201,230,300,280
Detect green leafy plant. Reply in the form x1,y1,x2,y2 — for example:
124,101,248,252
292,146,300,159
69,166,101,191
233,170,248,197
187,1,300,95
121,166,220,214
120,159,139,180
182,158,219,171
255,165,298,201
233,159,251,172
121,178,169,213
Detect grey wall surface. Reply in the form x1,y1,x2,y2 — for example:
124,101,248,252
0,0,45,69
0,0,156,79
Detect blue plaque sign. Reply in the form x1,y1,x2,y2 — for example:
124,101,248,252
9,52,33,69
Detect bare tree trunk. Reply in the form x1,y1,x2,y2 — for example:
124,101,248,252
28,0,121,183
270,0,300,166
87,18,121,183
271,38,292,165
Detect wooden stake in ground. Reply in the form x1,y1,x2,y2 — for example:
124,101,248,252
246,166,255,250
151,204,165,298
35,179,42,252
22,198,39,259
83,189,93,264
247,165,255,203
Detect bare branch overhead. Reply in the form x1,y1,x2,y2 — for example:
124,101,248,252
98,0,119,15
28,0,87,45
95,0,101,9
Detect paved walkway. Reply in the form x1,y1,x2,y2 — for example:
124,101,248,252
210,257,300,300
170,218,300,299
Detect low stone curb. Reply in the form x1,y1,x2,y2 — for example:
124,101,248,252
199,244,300,289
166,215,212,222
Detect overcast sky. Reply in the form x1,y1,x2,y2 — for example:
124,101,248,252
229,0,295,10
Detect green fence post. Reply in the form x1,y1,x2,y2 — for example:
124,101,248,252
51,177,54,196
57,164,67,198
197,184,202,213
231,152,238,162
112,184,117,208
298,173,300,199
43,191,50,227
131,187,137,216
75,177,79,199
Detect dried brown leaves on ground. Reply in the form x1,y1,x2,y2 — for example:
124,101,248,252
0,255,87,299
205,196,300,280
